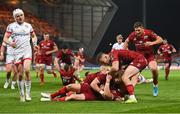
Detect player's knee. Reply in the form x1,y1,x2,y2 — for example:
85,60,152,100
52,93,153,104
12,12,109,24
150,66,157,72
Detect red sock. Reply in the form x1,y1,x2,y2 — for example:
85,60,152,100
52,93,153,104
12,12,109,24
165,68,170,80
40,73,44,83
52,72,57,78
51,86,68,98
53,96,66,102
126,84,134,95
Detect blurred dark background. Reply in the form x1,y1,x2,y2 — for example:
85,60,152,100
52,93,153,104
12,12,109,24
0,0,180,63
96,0,180,54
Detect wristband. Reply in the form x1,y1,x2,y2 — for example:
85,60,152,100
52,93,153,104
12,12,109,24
99,90,104,95
33,39,37,46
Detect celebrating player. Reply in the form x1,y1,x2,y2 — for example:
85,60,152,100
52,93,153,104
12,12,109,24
123,21,163,96
157,39,176,80
3,8,37,102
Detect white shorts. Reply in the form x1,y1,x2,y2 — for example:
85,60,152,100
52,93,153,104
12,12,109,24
6,54,15,64
14,48,32,64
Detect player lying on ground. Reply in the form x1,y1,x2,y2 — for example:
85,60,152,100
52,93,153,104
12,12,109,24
40,70,125,101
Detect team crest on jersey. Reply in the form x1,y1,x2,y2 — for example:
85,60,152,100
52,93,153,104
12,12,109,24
137,63,141,67
144,35,148,39
133,37,137,41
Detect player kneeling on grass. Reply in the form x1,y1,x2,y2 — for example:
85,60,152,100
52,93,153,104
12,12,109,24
59,63,81,85
96,50,148,103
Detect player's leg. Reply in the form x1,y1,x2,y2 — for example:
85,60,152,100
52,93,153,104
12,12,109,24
64,93,85,101
50,83,81,99
46,59,57,78
131,73,140,86
35,63,40,78
4,63,13,89
46,65,57,78
121,65,139,103
16,63,25,102
23,59,32,101
39,64,45,85
148,60,158,96
11,65,17,89
165,61,171,80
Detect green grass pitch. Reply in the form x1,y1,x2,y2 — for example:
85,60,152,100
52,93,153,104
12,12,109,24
0,69,180,113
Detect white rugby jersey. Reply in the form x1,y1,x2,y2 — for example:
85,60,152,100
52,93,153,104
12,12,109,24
112,42,124,50
6,22,33,53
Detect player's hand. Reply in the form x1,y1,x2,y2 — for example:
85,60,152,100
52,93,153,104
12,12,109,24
10,42,16,48
33,45,39,51
167,50,172,54
144,41,154,47
45,51,51,55
106,74,112,82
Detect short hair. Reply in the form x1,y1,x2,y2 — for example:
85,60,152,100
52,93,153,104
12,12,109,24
116,34,123,39
96,52,104,64
133,21,144,28
44,33,49,35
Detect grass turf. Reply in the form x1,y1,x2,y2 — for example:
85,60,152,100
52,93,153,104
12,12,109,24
0,69,180,113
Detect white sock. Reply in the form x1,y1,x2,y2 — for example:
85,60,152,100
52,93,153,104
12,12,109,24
6,79,10,83
25,81,31,96
11,81,16,86
18,80,25,96
129,95,136,99
153,84,158,87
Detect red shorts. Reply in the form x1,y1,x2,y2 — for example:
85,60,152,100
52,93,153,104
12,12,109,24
80,83,97,100
139,51,155,63
164,57,172,63
40,56,52,65
130,55,148,71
